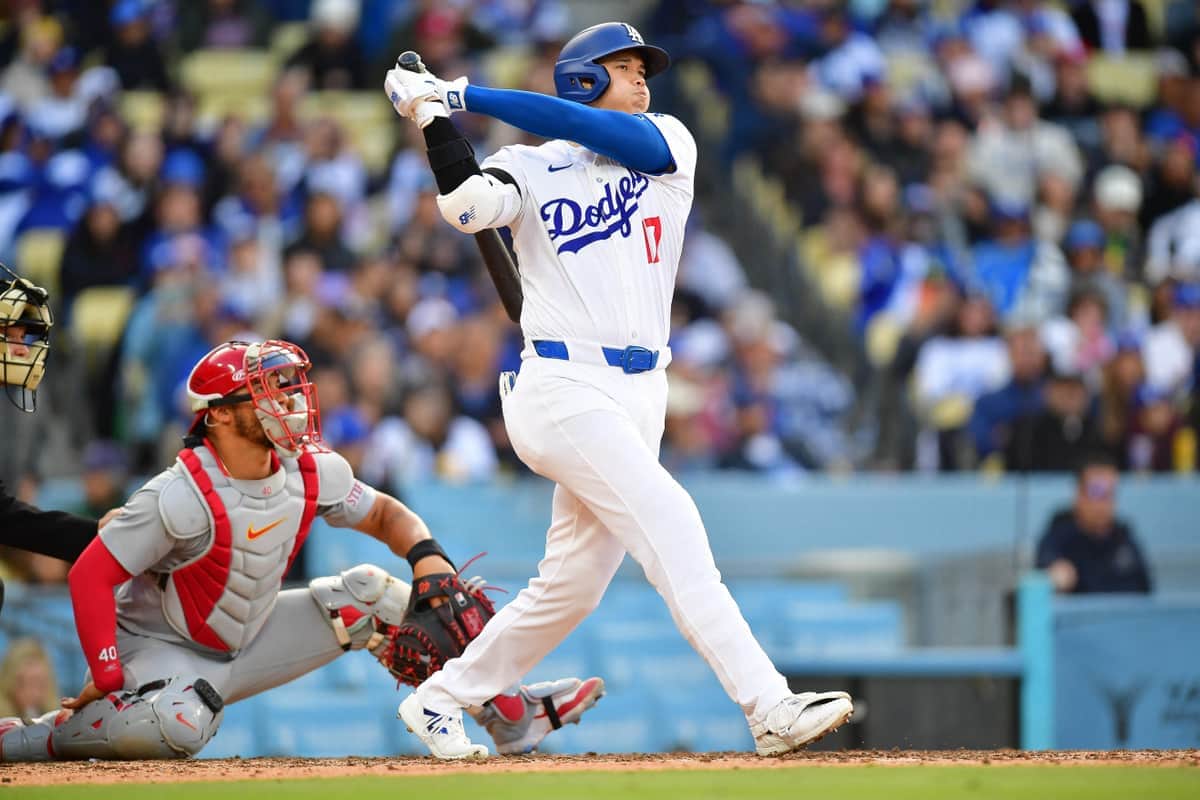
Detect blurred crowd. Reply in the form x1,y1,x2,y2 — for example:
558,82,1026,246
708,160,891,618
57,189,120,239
0,0,862,516
649,0,1200,473
3,0,1200,541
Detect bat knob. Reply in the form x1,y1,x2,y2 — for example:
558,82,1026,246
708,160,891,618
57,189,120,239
397,51,426,73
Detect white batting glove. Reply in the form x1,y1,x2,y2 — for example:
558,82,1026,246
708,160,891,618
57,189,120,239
384,66,468,128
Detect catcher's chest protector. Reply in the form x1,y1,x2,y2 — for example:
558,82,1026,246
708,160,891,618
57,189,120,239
163,444,319,653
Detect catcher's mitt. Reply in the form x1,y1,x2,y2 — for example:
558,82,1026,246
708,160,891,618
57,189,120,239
373,571,497,687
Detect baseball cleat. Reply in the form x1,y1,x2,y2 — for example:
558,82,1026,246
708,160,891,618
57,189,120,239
474,676,605,755
398,693,489,760
752,691,854,756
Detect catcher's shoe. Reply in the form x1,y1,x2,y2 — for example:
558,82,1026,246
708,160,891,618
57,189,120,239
474,676,605,755
751,691,854,756
398,693,488,760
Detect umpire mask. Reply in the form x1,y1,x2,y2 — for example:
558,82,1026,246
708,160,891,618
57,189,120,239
0,262,53,412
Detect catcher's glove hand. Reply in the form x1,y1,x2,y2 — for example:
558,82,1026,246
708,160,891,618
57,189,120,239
373,570,497,687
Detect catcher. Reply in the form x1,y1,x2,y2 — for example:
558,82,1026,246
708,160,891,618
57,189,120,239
0,339,603,760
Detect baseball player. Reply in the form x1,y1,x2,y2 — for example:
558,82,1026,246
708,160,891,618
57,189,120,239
382,22,854,759
0,339,603,760
0,264,101,611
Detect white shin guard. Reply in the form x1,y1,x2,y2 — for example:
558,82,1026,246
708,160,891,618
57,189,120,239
309,563,412,652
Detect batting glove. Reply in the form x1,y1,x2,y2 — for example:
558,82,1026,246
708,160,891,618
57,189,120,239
384,66,469,128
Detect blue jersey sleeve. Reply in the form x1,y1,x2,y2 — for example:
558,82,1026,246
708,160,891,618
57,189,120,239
464,85,673,175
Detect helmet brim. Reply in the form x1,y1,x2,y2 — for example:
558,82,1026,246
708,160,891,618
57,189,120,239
606,44,670,80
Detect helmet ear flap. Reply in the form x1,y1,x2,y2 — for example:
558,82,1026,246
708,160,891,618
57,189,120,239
555,59,611,104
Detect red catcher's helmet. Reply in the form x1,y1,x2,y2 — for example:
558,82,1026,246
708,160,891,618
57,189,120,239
186,339,322,456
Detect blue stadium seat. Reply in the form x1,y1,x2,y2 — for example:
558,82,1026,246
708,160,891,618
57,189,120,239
772,601,905,658
200,693,268,759
519,634,596,685
535,684,668,754
318,649,386,691
657,692,753,753
725,579,849,618
255,688,398,757
589,581,674,624
303,519,397,578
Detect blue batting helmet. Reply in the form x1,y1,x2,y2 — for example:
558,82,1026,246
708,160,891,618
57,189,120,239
553,22,670,104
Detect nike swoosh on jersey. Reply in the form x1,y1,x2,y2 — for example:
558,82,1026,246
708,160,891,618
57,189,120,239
548,163,572,172
247,518,286,540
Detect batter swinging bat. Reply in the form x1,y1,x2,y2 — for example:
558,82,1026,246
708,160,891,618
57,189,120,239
397,51,524,325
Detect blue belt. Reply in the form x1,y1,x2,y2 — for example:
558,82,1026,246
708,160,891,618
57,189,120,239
532,339,660,374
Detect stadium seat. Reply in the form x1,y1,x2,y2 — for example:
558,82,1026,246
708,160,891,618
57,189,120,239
199,693,268,759
256,688,399,756
480,46,534,90
270,22,309,61
15,229,65,300
725,579,849,618
68,286,135,358
865,313,905,368
180,49,278,98
1087,55,1157,108
657,692,753,753
119,91,166,133
772,600,905,659
927,394,974,431
317,648,381,691
302,517,397,577
196,91,271,127
299,92,396,173
520,636,597,686
1141,0,1168,38
798,229,860,312
537,683,668,754
677,62,728,139
884,51,936,96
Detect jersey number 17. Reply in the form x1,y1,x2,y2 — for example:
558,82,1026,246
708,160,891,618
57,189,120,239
642,217,662,264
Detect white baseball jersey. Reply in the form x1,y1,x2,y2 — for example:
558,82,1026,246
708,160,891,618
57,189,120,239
481,113,697,353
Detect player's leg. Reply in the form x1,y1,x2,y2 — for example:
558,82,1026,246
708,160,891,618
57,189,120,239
524,365,850,753
471,676,606,755
0,635,227,761
403,484,624,757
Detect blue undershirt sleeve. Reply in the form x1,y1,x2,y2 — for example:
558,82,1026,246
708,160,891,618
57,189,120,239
464,85,673,175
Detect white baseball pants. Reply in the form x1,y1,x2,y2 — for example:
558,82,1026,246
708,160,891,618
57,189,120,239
416,355,793,725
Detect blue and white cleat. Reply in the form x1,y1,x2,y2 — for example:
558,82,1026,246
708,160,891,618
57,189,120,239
398,693,489,760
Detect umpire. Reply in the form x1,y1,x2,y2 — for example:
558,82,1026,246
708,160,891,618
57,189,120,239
0,263,97,611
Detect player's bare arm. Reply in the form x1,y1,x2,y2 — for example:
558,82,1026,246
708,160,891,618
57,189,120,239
351,492,455,579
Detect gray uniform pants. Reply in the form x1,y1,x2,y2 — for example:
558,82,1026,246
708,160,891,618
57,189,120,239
117,588,364,703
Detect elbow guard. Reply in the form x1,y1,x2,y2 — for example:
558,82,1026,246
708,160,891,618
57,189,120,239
437,173,520,234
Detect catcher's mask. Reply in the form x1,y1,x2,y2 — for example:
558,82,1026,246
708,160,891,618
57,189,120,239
186,339,323,457
0,262,53,412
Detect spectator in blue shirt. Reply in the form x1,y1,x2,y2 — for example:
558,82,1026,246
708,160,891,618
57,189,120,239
969,321,1047,461
1035,452,1152,593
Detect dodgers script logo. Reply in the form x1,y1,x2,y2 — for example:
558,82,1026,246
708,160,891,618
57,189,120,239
540,169,650,255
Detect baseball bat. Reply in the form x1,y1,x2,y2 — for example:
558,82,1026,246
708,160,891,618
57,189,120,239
397,51,523,325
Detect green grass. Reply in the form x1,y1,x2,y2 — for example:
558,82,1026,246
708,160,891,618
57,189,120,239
7,767,1199,800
